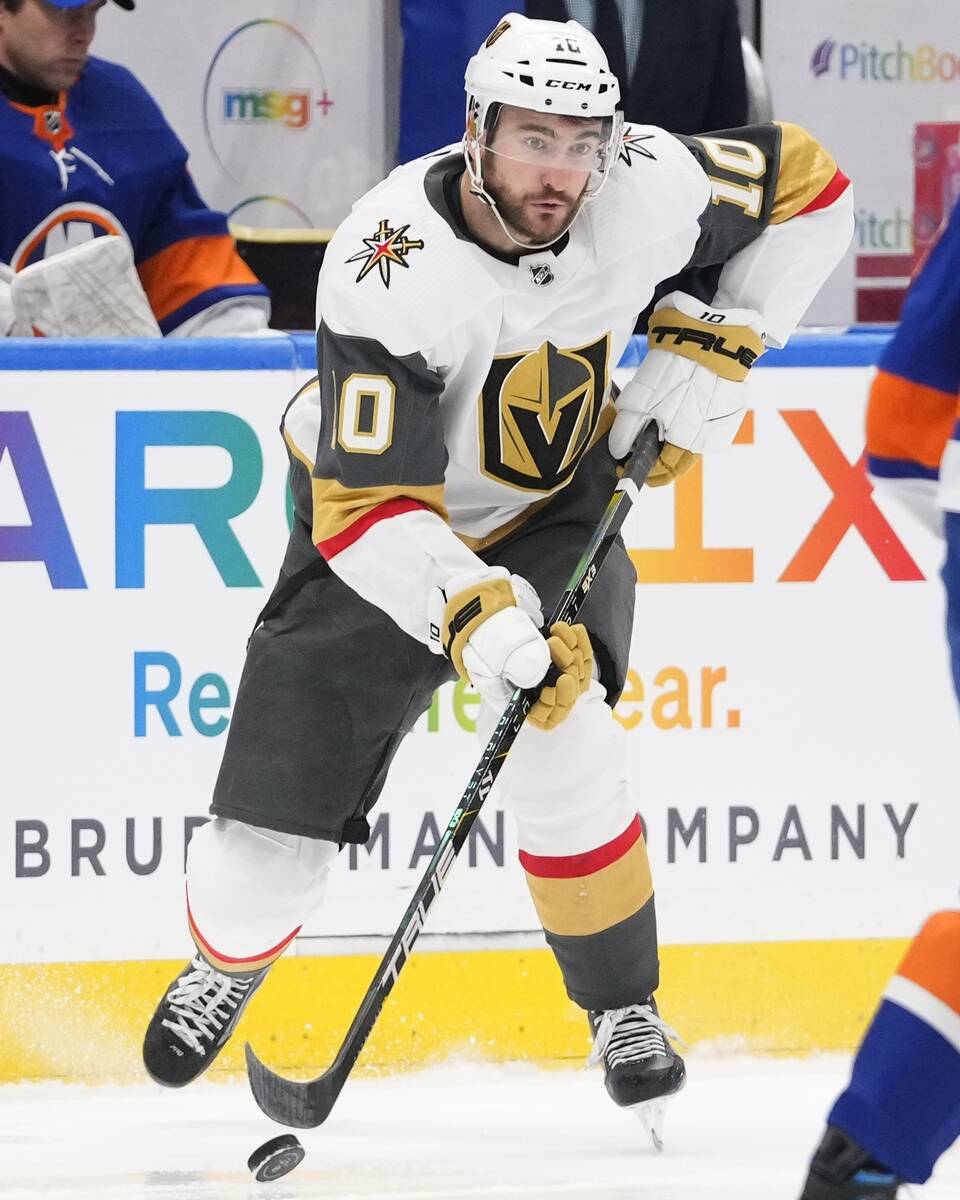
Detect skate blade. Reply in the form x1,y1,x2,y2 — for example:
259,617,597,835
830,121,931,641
629,1098,666,1151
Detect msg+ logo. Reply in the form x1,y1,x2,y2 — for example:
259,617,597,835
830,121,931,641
222,89,312,130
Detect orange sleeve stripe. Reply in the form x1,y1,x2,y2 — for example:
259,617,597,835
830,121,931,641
137,234,261,322
897,911,960,1016
865,369,958,470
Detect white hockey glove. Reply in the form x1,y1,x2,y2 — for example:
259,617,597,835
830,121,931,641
610,291,766,486
11,235,162,338
427,565,593,730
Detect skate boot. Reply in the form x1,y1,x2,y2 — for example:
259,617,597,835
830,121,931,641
588,999,686,1151
143,953,269,1087
799,1126,901,1199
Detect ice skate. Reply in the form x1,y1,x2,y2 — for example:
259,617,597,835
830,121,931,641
588,1000,686,1150
143,953,269,1087
799,1126,902,1199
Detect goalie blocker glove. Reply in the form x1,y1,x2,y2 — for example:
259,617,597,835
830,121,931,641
610,290,766,485
427,565,593,729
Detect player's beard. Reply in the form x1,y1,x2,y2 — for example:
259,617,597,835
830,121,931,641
483,157,587,246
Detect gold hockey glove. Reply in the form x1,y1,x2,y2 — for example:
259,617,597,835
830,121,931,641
527,622,594,731
646,442,699,487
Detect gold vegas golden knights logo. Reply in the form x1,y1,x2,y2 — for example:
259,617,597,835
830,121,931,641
484,19,511,47
479,334,610,492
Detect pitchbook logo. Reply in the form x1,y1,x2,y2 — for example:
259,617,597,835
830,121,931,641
811,37,960,82
811,40,835,77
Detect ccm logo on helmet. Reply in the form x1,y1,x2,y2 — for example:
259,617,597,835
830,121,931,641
546,79,594,90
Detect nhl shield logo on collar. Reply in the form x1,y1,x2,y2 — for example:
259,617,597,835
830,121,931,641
529,262,554,287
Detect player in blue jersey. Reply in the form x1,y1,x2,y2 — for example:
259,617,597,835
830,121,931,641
798,915,960,1199
798,202,960,1198
0,0,270,336
865,198,960,707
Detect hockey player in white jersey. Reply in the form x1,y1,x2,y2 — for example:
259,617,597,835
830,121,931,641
143,12,854,1141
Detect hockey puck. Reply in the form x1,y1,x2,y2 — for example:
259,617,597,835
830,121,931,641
247,1133,306,1182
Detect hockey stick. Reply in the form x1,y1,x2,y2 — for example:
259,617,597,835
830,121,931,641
245,421,663,1129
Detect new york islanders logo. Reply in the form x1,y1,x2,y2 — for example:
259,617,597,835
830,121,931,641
11,203,126,271
346,218,425,288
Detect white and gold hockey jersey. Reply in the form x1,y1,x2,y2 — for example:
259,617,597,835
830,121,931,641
282,121,853,643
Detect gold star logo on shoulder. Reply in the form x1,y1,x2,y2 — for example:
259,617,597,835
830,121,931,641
619,130,657,166
346,218,425,288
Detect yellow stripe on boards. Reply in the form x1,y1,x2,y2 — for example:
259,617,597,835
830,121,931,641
229,224,335,245
0,939,908,1082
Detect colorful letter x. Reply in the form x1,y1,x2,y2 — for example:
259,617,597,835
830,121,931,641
779,411,923,582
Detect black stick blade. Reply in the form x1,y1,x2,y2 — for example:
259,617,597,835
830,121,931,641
245,1043,343,1130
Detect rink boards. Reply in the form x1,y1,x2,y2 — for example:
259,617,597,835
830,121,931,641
1,332,956,1080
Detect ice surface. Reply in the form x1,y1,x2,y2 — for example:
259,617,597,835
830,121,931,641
1,1055,957,1198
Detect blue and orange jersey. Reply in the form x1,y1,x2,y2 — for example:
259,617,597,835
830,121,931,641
864,200,960,705
830,911,960,1184
866,200,960,486
0,56,268,334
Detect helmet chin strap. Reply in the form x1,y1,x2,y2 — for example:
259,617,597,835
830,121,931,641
464,144,585,252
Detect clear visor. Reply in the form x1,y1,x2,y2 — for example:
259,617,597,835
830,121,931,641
480,107,618,193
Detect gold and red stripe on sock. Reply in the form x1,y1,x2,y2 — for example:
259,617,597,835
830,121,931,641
519,815,653,938
186,893,300,975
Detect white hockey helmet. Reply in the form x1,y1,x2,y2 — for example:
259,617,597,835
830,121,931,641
463,12,624,247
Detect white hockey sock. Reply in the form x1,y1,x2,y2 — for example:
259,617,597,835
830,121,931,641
185,817,337,972
476,679,636,857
